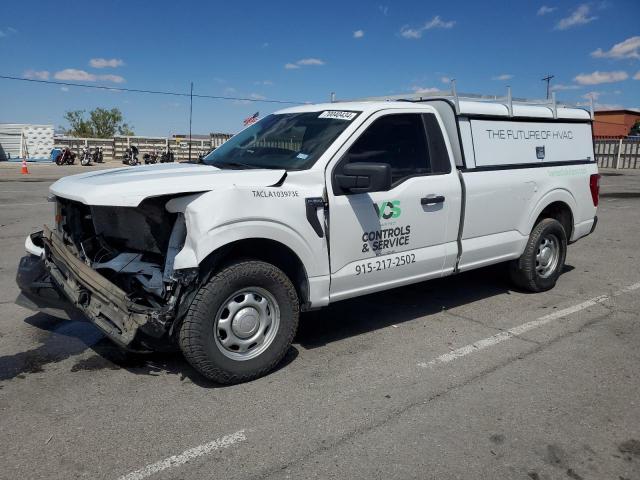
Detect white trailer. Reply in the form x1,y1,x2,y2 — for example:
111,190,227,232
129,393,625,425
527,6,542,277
0,123,54,161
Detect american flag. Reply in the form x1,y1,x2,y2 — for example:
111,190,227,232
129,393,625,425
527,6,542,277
243,111,259,126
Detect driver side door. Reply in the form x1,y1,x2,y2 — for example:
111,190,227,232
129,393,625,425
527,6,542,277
326,109,461,302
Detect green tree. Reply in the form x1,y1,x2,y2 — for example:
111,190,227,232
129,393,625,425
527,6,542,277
630,120,640,136
64,108,134,137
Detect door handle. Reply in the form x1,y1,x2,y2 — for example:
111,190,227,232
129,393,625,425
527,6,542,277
421,195,445,206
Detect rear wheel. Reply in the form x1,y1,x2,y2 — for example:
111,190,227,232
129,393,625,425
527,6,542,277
179,260,299,384
509,218,567,292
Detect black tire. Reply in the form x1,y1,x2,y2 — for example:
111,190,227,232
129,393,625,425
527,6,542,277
509,218,567,292
179,260,299,384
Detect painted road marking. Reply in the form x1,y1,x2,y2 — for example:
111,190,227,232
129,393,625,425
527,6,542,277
419,282,640,368
0,202,49,206
116,429,247,480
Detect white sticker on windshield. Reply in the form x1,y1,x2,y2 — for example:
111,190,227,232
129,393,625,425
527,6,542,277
318,111,358,121
296,153,309,160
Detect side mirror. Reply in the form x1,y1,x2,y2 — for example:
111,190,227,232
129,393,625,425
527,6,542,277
335,162,392,194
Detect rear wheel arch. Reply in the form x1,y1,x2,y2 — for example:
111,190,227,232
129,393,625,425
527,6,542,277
527,190,577,239
534,201,574,240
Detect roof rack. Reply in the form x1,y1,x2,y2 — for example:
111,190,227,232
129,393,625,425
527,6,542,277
337,80,594,120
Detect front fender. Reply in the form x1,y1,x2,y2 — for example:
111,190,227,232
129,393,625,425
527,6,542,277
173,219,327,278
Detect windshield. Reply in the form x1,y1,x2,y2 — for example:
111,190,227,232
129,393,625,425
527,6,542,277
203,111,359,170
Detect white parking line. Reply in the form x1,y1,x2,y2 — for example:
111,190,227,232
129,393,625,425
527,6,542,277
0,202,49,207
116,429,247,480
418,282,640,368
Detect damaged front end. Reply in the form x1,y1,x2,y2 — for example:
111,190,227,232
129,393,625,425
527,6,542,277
16,196,199,350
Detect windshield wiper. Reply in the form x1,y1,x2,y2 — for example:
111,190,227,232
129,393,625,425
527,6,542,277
212,161,260,170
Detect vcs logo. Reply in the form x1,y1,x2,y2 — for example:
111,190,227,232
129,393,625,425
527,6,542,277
373,200,401,219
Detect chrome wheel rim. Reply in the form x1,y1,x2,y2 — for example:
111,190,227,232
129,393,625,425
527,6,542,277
536,234,560,278
214,287,280,361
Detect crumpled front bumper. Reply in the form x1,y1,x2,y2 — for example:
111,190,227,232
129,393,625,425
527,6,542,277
15,228,173,349
15,253,78,321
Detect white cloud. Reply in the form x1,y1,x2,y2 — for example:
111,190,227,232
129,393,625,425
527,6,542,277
297,58,325,66
492,74,514,81
411,86,440,95
400,16,455,39
440,76,451,84
379,5,389,16
261,42,270,48
591,36,640,60
353,29,364,39
250,93,267,100
425,16,455,29
555,4,596,30
98,74,125,83
577,101,624,110
551,83,582,91
285,58,325,69
399,27,422,39
89,58,124,68
254,80,274,86
60,86,69,92
23,69,50,80
582,91,601,100
0,26,17,37
537,5,556,15
574,70,628,85
634,71,640,80
53,68,125,83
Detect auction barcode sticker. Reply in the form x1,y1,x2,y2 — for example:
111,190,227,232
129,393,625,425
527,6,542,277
318,111,358,121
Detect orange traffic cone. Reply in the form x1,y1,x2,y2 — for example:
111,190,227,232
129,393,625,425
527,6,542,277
21,158,29,175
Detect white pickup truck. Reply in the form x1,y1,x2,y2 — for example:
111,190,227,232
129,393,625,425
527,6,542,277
16,94,600,383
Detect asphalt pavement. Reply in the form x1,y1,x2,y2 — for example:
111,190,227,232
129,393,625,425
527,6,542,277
0,162,639,480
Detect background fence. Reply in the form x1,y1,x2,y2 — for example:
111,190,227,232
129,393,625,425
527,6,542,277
595,138,640,169
54,133,233,163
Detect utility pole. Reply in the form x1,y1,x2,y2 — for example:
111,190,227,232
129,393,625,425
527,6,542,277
542,74,554,100
188,81,193,163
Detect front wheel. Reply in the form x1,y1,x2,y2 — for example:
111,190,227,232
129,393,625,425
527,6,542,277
509,218,567,292
179,260,299,384
81,156,90,166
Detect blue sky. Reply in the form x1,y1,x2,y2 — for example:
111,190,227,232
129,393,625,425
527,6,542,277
0,0,638,135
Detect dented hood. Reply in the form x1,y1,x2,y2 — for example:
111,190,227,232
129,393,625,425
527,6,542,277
49,163,286,207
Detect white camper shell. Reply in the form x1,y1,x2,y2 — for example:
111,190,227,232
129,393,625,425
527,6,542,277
17,90,600,383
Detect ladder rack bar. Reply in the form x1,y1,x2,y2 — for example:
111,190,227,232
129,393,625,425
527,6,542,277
451,79,460,115
336,84,590,116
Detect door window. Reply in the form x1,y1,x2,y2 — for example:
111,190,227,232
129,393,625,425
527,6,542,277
343,113,430,185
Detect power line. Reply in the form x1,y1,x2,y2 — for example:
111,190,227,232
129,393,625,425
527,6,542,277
541,74,554,100
0,74,306,105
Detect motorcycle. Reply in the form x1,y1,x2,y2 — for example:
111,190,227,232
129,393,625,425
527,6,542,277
92,146,104,164
80,146,92,166
122,145,139,166
143,149,159,165
56,147,76,166
160,145,175,163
